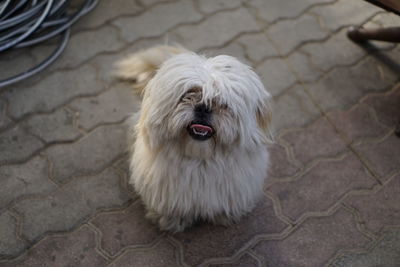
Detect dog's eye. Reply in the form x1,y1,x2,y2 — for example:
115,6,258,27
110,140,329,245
180,87,202,103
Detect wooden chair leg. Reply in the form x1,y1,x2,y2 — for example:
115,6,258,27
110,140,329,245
347,26,400,43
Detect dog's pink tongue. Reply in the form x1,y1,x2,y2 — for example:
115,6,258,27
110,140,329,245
190,124,213,133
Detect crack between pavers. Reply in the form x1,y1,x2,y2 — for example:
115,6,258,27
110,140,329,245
275,133,304,169
0,111,130,168
265,150,351,185
264,12,396,74
3,153,132,217
246,251,264,267
0,154,60,210
106,234,166,264
2,209,30,249
341,203,379,240
244,0,339,29
195,224,295,267
263,190,295,226
59,0,181,37
277,123,352,169
266,152,381,226
197,29,261,53
348,129,398,184
75,114,131,134
3,83,112,124
358,82,400,129
86,222,114,262
306,1,385,35
328,103,393,148
8,198,134,260
196,232,276,267
0,224,106,263
323,223,400,266
165,235,190,267
47,151,130,186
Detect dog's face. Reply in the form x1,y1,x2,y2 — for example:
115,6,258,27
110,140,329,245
137,53,272,158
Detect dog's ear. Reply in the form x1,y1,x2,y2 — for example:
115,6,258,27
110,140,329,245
256,94,274,143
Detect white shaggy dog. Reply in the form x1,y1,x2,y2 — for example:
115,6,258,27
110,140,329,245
115,45,273,232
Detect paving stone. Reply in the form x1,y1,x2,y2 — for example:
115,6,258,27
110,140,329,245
113,0,203,43
110,239,177,267
236,33,278,63
139,0,175,7
307,56,399,112
273,84,321,132
70,86,139,131
0,100,11,131
4,65,105,119
361,85,400,129
267,142,300,179
333,228,400,267
247,0,334,23
268,14,328,56
369,12,400,28
201,42,251,66
170,8,260,51
256,58,297,97
13,168,130,242
287,51,324,83
4,226,108,266
302,29,368,72
0,212,27,258
45,124,127,183
0,49,37,82
112,155,136,196
22,108,81,143
281,117,348,166
354,133,400,179
329,104,390,144
171,196,287,266
345,173,400,234
75,0,144,29
0,125,43,165
196,0,243,14
90,201,161,256
209,253,260,266
268,154,377,222
251,208,371,267
33,25,126,72
0,156,56,210
311,0,380,32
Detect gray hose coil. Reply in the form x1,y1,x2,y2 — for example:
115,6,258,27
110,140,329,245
0,0,98,88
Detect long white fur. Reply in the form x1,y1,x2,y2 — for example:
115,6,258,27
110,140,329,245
116,45,272,232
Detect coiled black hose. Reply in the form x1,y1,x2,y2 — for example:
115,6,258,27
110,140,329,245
0,0,98,88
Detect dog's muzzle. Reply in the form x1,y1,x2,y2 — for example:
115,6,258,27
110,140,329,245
187,103,215,141
187,122,214,141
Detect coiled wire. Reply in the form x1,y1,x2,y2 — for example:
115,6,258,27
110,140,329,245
0,0,98,88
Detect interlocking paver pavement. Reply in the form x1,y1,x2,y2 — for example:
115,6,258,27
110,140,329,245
1,0,399,265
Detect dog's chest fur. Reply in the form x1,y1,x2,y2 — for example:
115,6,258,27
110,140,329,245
130,134,269,220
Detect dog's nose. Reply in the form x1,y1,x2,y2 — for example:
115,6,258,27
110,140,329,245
194,104,212,115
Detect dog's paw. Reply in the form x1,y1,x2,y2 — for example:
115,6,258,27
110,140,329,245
158,216,192,233
145,210,192,232
212,214,238,227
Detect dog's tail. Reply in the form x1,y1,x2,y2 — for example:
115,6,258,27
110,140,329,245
114,45,189,95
